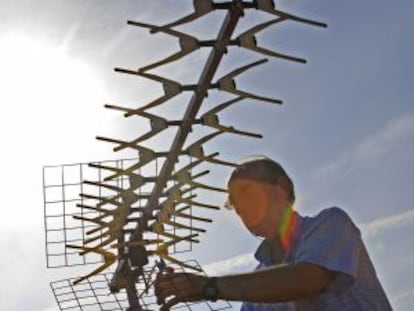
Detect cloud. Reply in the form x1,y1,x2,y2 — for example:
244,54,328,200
203,208,414,275
59,22,81,54
392,287,414,304
360,209,414,238
0,226,56,311
311,111,414,181
203,253,256,276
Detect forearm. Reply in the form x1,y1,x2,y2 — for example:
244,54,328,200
216,262,332,303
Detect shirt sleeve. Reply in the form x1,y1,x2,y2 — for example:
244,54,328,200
294,207,362,291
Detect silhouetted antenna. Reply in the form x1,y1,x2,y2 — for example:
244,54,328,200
213,58,283,104
154,0,215,30
128,20,203,72
234,18,307,63
43,1,326,310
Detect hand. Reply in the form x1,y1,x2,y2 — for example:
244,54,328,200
154,268,208,311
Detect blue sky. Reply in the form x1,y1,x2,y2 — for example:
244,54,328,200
0,0,413,310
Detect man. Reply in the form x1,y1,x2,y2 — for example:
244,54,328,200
154,156,393,311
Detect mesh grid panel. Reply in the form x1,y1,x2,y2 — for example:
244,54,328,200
51,261,232,311
44,158,201,268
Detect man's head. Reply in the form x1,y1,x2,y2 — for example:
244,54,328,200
226,156,295,239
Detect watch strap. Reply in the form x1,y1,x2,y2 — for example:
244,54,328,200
203,277,219,302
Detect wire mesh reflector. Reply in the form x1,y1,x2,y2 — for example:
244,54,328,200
43,158,137,268
51,261,232,311
43,157,199,268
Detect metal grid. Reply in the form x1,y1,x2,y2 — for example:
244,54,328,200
43,159,129,268
51,261,232,311
44,157,203,268
51,273,129,310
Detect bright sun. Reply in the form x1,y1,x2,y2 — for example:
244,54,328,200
0,33,109,151
0,33,110,227
0,33,110,159
0,33,104,107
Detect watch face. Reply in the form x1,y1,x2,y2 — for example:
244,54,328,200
204,277,218,301
206,286,217,297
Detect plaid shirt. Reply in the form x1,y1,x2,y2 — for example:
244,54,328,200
241,207,393,311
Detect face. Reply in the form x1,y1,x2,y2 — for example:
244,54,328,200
227,178,283,239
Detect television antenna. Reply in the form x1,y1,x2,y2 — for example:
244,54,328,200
43,1,326,310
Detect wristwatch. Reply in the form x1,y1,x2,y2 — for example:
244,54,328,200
203,277,219,302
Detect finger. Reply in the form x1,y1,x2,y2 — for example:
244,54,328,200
155,266,174,282
160,296,181,311
157,295,164,306
164,266,175,273
155,287,173,306
154,280,177,305
154,278,167,304
154,272,178,304
154,269,171,287
154,275,165,302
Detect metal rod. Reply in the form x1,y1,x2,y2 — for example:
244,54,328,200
116,2,245,308
138,3,243,220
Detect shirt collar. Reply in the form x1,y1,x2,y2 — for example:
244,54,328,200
254,211,304,265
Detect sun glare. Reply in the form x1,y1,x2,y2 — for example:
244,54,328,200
0,34,104,107
0,33,108,154
0,33,109,227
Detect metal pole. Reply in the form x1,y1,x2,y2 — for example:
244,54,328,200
118,2,245,308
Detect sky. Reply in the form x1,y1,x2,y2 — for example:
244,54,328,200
0,0,413,310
